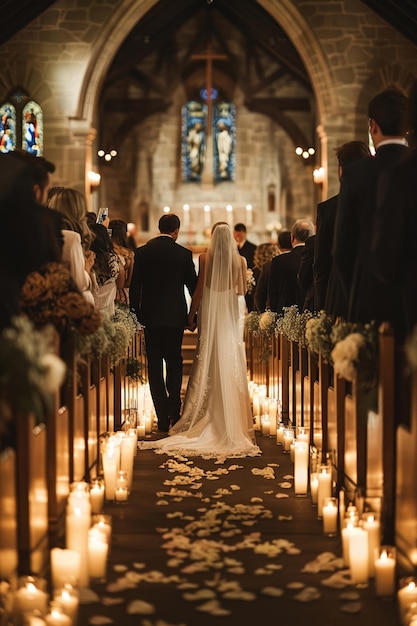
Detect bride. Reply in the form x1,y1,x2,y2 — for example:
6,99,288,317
139,222,260,458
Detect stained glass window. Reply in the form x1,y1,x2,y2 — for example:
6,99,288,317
22,100,43,155
182,101,207,182
213,102,236,182
0,103,16,153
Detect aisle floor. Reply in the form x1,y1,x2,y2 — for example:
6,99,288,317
79,433,401,626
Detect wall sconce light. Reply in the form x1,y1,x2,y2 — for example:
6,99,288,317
88,170,101,192
313,166,325,185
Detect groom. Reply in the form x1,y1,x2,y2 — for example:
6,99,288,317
129,214,197,432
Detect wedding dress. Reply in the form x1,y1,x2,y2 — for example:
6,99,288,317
139,223,260,459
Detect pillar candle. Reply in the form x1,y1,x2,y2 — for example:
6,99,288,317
283,428,293,452
14,578,48,624
91,514,112,547
339,489,346,530
276,423,284,445
341,521,357,567
50,548,81,591
348,527,369,584
268,399,278,435
362,512,380,577
53,584,79,624
297,427,309,443
88,528,108,581
44,602,71,626
374,546,396,597
260,413,270,436
65,506,90,588
252,388,260,418
317,465,332,518
89,479,104,515
310,472,319,505
398,578,417,625
102,443,118,500
322,497,338,536
294,441,309,495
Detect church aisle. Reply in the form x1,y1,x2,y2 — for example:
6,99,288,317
78,434,400,626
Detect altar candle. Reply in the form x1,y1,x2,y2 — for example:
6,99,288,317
349,527,369,583
294,441,309,495
362,512,380,577
310,472,319,505
50,548,81,591
226,204,233,226
246,204,253,227
89,479,104,514
183,204,190,228
322,497,338,536
88,528,108,582
14,578,48,623
374,546,396,597
398,578,417,624
317,464,332,518
203,204,211,228
53,585,79,624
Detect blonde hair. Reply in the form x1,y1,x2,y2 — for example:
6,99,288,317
253,242,279,270
48,187,92,250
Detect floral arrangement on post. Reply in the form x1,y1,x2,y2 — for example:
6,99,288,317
305,310,335,361
258,310,277,336
275,305,314,347
244,310,261,336
0,317,66,447
330,321,378,389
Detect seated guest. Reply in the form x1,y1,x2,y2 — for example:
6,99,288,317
297,232,316,312
90,223,121,317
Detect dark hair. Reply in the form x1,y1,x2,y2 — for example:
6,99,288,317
109,219,129,247
90,223,116,284
234,222,247,232
158,213,180,233
336,141,371,167
278,230,292,251
368,88,408,136
8,150,55,197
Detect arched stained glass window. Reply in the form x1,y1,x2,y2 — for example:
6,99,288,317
0,103,16,153
0,89,43,156
182,101,207,182
22,101,43,155
213,102,236,182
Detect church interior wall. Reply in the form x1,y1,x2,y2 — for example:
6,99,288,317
0,0,417,239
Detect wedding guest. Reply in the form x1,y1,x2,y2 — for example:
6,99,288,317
297,232,316,312
268,219,314,315
109,219,134,305
90,223,121,317
253,242,279,312
129,214,197,432
139,222,260,458
47,187,95,305
314,140,371,315
233,222,257,312
332,87,408,322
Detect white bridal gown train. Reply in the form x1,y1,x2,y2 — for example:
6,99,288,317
139,224,260,459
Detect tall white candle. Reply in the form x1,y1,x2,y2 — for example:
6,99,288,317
310,472,319,505
374,547,396,597
362,512,380,577
203,204,211,228
294,441,309,495
322,497,338,536
276,423,284,445
246,204,253,227
89,479,105,514
53,585,79,624
102,443,118,500
226,204,233,226
65,506,90,588
88,528,108,581
183,204,190,228
268,399,278,435
50,548,81,590
398,578,417,625
349,527,369,584
14,578,48,624
317,465,332,518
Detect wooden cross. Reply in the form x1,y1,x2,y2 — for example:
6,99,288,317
191,42,227,136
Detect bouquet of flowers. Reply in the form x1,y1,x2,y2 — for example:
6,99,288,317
259,310,277,336
246,268,256,293
331,321,378,388
305,310,334,361
275,305,313,347
20,261,102,336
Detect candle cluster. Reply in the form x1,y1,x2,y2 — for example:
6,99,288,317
248,380,280,437
126,383,155,437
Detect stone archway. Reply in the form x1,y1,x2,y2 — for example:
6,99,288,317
77,0,336,203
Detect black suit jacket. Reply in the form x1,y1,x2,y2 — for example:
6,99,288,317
297,234,315,312
313,194,338,313
372,152,417,340
268,245,306,314
238,239,256,269
332,144,408,322
129,235,197,328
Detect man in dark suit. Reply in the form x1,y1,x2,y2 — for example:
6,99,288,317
233,222,257,311
297,233,316,312
332,88,408,323
129,214,197,432
268,219,314,314
313,141,371,315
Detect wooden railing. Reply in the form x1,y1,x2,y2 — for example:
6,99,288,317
0,328,146,586
246,322,416,575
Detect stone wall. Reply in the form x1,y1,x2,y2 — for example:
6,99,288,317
0,0,416,240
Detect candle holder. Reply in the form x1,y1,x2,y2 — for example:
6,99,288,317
310,472,319,505
317,464,332,519
87,528,108,584
322,497,338,536
44,600,71,626
50,548,81,591
89,477,105,514
374,545,396,599
260,413,271,436
14,577,48,626
282,427,294,453
398,577,417,625
276,422,284,446
362,511,381,577
91,514,112,549
294,441,309,496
